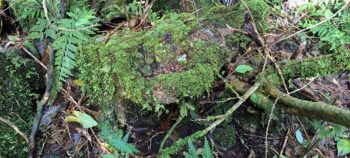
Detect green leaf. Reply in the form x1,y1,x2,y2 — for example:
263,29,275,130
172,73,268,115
295,129,304,144
176,54,187,63
235,65,253,73
65,111,98,128
180,103,194,117
45,28,57,39
27,32,43,39
337,139,350,156
311,155,319,158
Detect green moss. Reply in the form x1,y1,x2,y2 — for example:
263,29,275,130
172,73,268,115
78,13,229,112
205,0,270,32
213,126,236,148
282,53,347,79
0,49,41,157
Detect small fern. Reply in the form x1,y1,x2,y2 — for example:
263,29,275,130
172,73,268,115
27,6,98,100
185,138,213,158
50,8,98,99
100,122,139,157
298,1,350,51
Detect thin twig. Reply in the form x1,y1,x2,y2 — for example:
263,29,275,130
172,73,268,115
121,0,130,27
21,47,47,70
279,129,290,157
266,51,289,93
0,117,30,147
135,0,158,29
226,24,249,35
42,0,51,25
90,129,111,154
61,89,98,117
199,97,239,104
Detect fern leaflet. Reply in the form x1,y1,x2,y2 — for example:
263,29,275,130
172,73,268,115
184,138,213,158
100,122,139,157
185,140,199,158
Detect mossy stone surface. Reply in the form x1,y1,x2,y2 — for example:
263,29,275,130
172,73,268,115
78,13,229,111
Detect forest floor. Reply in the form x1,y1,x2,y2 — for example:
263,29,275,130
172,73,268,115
1,0,350,158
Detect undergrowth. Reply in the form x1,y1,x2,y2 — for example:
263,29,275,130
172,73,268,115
283,1,350,79
23,1,99,100
0,49,41,157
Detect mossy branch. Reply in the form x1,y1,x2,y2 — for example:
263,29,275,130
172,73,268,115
264,81,350,128
229,79,350,128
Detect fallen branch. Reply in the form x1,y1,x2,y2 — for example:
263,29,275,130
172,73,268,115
265,76,318,157
264,80,350,128
228,79,350,128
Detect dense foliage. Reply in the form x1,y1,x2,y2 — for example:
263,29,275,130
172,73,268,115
0,49,41,157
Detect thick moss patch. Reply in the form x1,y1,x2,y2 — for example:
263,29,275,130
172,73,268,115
78,13,229,111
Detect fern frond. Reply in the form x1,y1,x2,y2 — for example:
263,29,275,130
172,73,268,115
202,138,213,158
100,122,139,156
185,140,199,158
27,19,49,39
49,8,98,100
109,136,139,154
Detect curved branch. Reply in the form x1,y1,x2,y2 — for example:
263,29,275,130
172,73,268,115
0,117,30,147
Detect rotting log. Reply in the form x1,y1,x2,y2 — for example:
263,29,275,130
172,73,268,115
229,79,350,128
